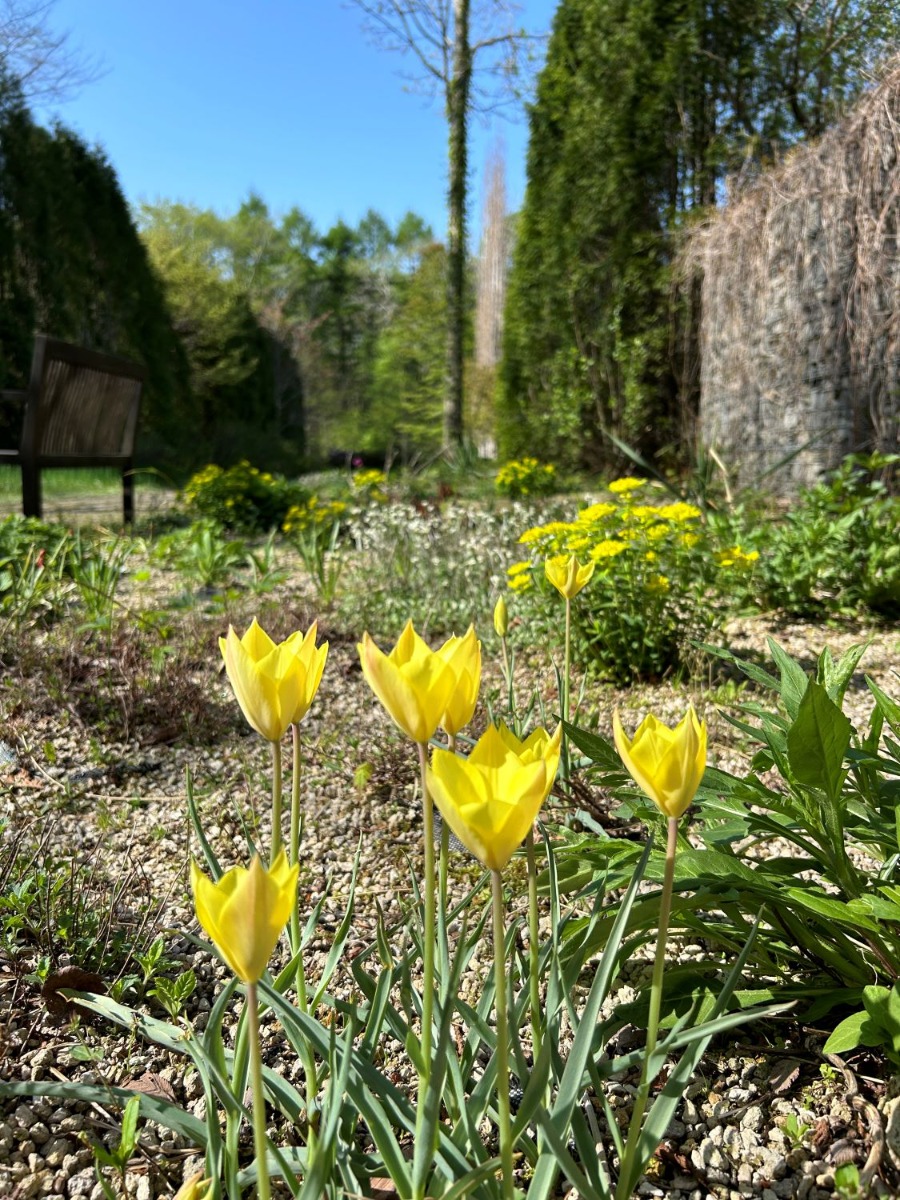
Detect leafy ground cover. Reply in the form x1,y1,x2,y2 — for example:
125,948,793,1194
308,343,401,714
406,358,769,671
0,460,899,1199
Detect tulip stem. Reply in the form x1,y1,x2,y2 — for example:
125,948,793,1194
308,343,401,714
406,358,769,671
439,734,455,974
563,597,571,726
245,982,272,1200
500,633,515,730
270,740,283,863
288,726,305,983
491,869,515,1200
616,815,679,1200
524,828,543,1064
289,723,319,1133
416,739,435,1099
560,596,572,784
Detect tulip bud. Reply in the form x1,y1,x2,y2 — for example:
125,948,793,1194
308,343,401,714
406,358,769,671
173,1173,213,1200
493,596,509,638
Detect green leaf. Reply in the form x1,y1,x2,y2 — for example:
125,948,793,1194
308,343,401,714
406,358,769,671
866,675,900,740
563,720,623,772
119,1094,140,1159
823,1009,880,1056
817,643,868,706
767,639,810,719
0,1080,206,1145
782,887,880,932
787,680,851,802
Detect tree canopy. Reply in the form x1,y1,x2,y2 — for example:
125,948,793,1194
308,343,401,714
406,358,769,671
499,0,900,472
0,73,191,464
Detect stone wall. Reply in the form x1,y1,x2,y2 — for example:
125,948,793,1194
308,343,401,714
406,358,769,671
692,63,900,495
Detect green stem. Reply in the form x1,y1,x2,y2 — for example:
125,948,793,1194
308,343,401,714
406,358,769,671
270,739,283,863
563,596,571,728
492,870,514,1200
288,725,304,969
561,596,572,784
616,815,678,1200
415,740,436,1127
288,723,319,1132
500,633,515,727
245,982,271,1200
524,828,543,1064
439,768,451,999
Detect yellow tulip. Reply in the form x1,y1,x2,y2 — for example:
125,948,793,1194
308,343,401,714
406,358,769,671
219,618,328,742
173,1173,213,1200
497,722,559,766
613,707,707,819
427,723,561,871
191,850,298,984
493,596,509,638
438,625,482,738
358,620,457,743
545,553,595,600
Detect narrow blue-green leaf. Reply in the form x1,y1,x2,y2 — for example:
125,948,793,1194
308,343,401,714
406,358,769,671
186,767,222,879
0,1079,206,1144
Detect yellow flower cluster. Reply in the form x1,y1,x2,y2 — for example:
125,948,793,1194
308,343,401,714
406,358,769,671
181,463,223,504
512,479,702,595
495,457,557,499
351,469,389,502
715,545,760,569
282,496,348,535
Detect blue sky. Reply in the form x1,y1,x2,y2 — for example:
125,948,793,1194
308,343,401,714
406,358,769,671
35,0,559,243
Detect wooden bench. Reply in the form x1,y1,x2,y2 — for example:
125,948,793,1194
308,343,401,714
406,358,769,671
0,335,146,522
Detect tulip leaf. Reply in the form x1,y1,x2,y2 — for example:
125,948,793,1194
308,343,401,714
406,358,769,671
0,1078,207,1145
787,679,851,803
186,767,221,879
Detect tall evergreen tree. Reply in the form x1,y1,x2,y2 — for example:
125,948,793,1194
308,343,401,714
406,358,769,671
500,0,900,472
0,74,191,464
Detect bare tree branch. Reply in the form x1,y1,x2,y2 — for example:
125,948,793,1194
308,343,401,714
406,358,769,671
347,0,546,448
0,0,104,104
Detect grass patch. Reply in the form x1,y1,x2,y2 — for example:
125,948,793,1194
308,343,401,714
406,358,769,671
0,466,169,498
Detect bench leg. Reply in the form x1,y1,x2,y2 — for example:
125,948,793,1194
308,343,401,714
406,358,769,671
22,463,41,519
123,464,134,524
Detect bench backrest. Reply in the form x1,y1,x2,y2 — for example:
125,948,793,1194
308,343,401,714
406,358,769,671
23,336,146,461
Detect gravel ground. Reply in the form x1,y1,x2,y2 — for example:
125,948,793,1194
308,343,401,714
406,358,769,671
1,558,899,1199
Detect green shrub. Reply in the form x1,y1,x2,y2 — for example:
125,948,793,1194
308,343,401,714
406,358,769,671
180,461,308,533
717,453,900,618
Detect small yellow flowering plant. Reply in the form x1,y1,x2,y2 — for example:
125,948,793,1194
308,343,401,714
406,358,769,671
511,476,756,682
495,455,557,499
181,460,306,533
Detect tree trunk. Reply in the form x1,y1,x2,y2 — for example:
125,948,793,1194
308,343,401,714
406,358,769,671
444,0,471,452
